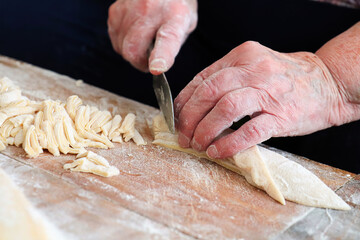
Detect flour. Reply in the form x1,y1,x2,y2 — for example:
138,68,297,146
0,166,66,240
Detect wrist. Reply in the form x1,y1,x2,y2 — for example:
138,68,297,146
315,22,360,125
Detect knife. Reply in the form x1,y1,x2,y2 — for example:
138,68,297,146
149,44,175,134
152,73,175,133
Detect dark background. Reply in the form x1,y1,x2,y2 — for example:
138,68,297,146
0,0,359,172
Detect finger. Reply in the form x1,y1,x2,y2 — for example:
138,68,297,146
206,113,280,158
122,18,160,72
174,51,242,120
148,18,188,75
190,87,263,151
149,0,197,75
174,41,269,123
174,75,205,120
108,27,120,54
107,2,127,54
177,67,247,147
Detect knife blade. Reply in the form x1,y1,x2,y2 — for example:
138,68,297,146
152,72,175,133
148,43,175,134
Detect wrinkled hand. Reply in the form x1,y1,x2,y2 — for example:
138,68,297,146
174,41,353,159
107,0,197,74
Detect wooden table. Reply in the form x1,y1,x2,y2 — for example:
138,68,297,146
0,56,359,240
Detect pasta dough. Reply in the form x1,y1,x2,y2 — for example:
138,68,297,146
152,114,350,210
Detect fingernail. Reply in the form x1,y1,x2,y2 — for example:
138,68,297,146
178,132,190,147
191,138,202,151
206,145,219,158
149,58,167,73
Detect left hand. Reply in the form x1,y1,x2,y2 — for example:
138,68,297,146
107,0,197,74
174,41,348,159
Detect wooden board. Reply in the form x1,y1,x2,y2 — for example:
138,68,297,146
0,55,359,239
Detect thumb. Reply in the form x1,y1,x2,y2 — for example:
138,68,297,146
149,19,188,75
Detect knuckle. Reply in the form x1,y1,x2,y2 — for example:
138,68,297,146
199,78,219,99
232,40,267,63
193,69,236,105
108,3,118,20
218,68,234,81
137,0,158,16
242,123,263,143
167,0,192,19
194,71,206,83
216,96,241,124
200,69,231,95
194,63,220,84
188,16,198,32
258,55,279,74
240,40,261,51
122,38,141,62
219,93,237,114
121,46,135,62
158,24,184,42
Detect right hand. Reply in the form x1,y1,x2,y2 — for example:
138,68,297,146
107,0,198,74
174,41,359,159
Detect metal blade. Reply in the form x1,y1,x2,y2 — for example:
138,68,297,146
153,73,175,133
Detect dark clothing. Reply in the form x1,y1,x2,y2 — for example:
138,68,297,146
0,0,359,172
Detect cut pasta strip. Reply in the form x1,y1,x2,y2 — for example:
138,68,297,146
0,77,146,178
63,157,119,177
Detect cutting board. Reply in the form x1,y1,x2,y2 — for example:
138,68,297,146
0,56,359,240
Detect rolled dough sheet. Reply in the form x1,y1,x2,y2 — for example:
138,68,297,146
0,167,64,240
152,114,350,210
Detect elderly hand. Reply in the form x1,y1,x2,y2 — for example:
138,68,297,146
107,0,197,74
174,40,360,159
